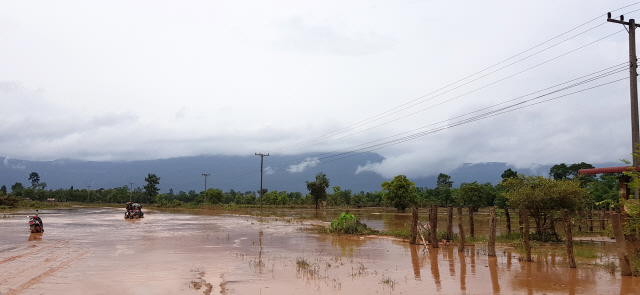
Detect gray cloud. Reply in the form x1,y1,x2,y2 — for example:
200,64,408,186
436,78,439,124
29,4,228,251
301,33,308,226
274,16,395,56
0,1,635,180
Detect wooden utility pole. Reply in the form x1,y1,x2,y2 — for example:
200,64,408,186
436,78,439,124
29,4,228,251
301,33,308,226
255,153,269,210
129,182,134,201
611,213,633,276
608,12,640,199
202,174,210,191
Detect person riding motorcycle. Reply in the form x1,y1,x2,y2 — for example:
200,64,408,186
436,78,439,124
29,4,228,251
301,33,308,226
126,201,133,212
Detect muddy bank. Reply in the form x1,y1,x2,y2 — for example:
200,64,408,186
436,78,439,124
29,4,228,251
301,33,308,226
1,208,639,294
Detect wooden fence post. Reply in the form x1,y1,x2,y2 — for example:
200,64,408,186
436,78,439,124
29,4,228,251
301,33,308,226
427,206,433,244
523,209,532,262
488,206,497,257
447,207,454,241
505,207,512,234
611,213,632,276
410,207,418,244
468,205,474,238
600,208,606,231
431,204,439,248
457,207,465,252
518,209,524,234
563,210,576,268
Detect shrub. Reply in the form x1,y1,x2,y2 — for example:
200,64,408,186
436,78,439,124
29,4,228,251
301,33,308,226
327,212,376,235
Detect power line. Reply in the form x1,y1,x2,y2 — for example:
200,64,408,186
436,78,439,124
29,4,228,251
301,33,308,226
270,6,636,154
261,64,628,173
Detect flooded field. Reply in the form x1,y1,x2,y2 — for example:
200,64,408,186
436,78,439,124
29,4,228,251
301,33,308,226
1,207,640,294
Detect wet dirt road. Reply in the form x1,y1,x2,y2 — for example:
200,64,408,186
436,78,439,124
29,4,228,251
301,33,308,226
1,208,639,295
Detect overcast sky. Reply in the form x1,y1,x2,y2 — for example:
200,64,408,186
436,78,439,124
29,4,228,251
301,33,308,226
1,1,638,179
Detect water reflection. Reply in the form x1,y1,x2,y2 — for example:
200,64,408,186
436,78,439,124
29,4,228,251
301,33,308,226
429,248,441,291
410,244,421,280
458,250,466,292
28,233,43,241
489,256,500,294
447,247,455,277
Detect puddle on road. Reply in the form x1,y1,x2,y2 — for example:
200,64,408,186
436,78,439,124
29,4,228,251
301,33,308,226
0,208,639,294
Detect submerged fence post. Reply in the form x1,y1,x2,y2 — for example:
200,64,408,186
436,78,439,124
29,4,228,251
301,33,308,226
410,207,418,244
468,205,474,238
611,213,633,276
447,207,454,241
523,209,532,262
563,210,576,268
457,207,465,252
431,204,439,248
505,208,511,234
488,206,497,257
427,207,433,244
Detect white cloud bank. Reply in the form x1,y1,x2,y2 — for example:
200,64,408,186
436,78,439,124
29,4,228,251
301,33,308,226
287,157,320,173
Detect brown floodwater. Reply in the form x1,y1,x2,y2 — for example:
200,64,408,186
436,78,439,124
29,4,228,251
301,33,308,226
1,207,639,295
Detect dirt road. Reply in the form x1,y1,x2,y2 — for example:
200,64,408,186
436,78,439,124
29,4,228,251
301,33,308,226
1,208,639,294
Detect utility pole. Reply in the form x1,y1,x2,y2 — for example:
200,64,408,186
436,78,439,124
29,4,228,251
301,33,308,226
202,174,210,191
129,182,135,201
608,12,640,199
86,186,91,202
255,153,269,210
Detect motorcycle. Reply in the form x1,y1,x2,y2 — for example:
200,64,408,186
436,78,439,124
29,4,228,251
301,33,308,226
124,203,144,219
28,210,44,233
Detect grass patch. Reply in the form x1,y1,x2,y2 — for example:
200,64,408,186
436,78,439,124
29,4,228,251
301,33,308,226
376,228,411,240
381,276,396,290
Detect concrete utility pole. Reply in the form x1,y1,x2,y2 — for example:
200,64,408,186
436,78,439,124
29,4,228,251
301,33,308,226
608,12,640,199
202,174,210,191
86,186,91,202
255,153,269,210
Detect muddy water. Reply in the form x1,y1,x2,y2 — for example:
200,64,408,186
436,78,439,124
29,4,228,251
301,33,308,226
1,208,639,295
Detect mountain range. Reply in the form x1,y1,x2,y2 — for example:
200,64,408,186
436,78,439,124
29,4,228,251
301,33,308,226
0,154,620,194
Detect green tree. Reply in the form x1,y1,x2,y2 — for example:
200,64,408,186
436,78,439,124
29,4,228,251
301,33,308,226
381,175,416,212
501,168,518,180
204,188,223,204
460,182,486,210
11,182,24,196
588,173,619,209
143,173,161,203
501,175,591,234
0,185,6,195
550,162,595,180
495,169,518,209
306,172,330,209
29,172,40,189
437,173,453,188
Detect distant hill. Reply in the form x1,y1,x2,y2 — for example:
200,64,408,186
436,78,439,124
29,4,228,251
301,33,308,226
0,154,621,194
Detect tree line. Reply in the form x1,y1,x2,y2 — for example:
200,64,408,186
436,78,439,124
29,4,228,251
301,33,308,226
0,162,622,213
